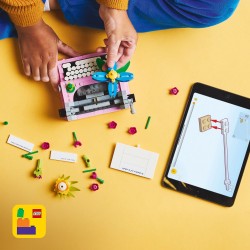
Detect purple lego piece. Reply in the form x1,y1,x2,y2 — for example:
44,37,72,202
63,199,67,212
17,226,36,235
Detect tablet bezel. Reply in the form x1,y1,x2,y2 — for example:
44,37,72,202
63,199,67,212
162,82,250,206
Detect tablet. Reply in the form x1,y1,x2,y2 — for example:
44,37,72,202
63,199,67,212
163,83,250,206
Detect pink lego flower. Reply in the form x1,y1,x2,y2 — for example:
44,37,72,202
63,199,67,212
128,127,137,135
108,121,117,129
73,141,82,148
90,172,97,179
41,142,50,150
72,132,82,147
90,183,99,191
169,87,179,95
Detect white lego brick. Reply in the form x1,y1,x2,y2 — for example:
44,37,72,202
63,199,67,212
220,118,229,135
96,101,111,108
67,115,77,121
65,102,75,108
71,108,80,113
97,95,111,102
77,99,93,106
84,104,97,111
114,99,122,104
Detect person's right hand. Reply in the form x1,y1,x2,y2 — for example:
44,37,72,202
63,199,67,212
98,5,138,69
15,19,81,90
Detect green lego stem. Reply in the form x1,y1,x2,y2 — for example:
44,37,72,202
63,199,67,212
73,132,77,141
24,150,39,156
23,155,33,160
97,177,104,184
82,168,96,173
37,159,41,167
145,116,151,129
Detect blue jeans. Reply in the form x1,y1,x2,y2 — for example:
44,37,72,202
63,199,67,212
0,0,240,39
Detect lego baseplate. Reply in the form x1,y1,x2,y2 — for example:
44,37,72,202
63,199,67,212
57,52,136,121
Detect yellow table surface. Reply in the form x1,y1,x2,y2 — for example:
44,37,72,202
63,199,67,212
1,1,250,249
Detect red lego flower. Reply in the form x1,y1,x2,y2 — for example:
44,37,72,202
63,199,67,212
108,121,117,129
128,127,137,135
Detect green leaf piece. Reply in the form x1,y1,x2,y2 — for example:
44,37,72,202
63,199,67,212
117,61,130,73
96,58,105,70
68,192,75,198
69,186,80,191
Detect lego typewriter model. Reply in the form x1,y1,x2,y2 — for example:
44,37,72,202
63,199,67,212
57,52,136,121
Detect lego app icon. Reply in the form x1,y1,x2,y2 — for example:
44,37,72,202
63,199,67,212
12,205,46,238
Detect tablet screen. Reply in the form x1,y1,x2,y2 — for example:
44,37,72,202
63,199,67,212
167,93,249,198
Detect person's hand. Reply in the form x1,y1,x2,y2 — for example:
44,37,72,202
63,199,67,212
98,5,137,69
15,19,81,90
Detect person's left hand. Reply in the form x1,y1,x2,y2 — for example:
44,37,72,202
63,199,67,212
97,5,138,69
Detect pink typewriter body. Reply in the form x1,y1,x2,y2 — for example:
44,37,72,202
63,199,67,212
57,52,136,121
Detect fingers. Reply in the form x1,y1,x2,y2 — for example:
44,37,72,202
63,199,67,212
106,35,120,68
100,40,136,69
32,67,41,82
22,60,31,77
22,53,55,80
21,40,80,91
48,66,59,91
58,40,81,57
40,63,49,82
96,47,106,53
116,41,136,68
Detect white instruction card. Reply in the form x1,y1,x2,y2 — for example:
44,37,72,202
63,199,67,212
50,150,77,163
7,134,34,152
110,143,159,179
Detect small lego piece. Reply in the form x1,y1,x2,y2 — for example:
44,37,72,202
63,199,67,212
41,142,50,150
90,172,104,184
33,159,42,179
169,87,179,95
82,168,96,173
145,116,151,129
22,150,39,160
25,150,38,156
108,121,117,129
66,83,75,93
3,121,8,125
92,62,134,98
82,155,91,168
128,127,137,135
17,208,24,218
198,115,211,132
54,175,80,198
22,155,33,160
90,183,99,191
72,132,82,147
96,58,105,70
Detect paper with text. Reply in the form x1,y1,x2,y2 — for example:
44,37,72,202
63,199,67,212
7,134,34,152
110,143,159,179
50,150,77,163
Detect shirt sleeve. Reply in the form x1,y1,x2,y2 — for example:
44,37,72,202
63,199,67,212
96,0,129,10
0,0,44,27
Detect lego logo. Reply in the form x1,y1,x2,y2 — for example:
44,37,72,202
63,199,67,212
32,209,42,218
33,212,41,216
